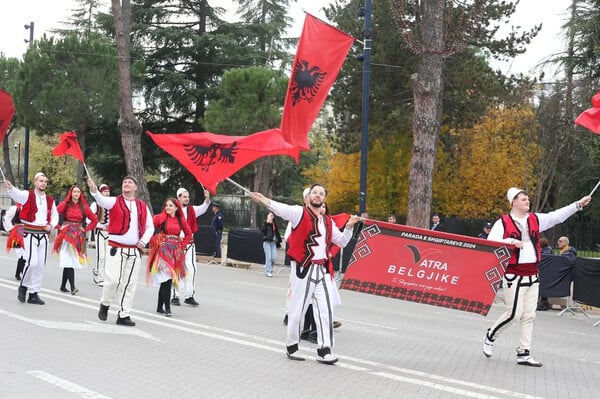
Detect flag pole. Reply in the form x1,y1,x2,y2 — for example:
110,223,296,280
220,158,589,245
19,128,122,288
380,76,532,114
589,179,600,196
82,162,91,180
226,178,251,195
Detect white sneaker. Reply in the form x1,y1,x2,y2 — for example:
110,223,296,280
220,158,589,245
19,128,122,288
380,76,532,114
516,349,543,367
316,353,338,365
266,272,273,277
483,331,494,358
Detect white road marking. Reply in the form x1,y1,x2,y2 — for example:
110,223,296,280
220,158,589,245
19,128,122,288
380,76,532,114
234,281,287,291
0,309,162,342
370,372,507,399
0,278,540,399
27,370,112,399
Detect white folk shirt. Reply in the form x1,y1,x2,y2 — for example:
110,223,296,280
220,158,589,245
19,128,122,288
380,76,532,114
91,191,154,246
487,202,580,264
267,200,352,260
8,187,59,228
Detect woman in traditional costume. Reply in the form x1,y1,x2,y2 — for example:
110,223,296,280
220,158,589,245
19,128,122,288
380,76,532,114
54,185,98,295
147,197,191,317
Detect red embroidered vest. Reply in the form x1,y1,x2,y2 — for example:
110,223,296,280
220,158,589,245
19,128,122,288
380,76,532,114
185,206,198,233
107,196,148,239
20,191,54,224
287,207,333,267
501,213,541,265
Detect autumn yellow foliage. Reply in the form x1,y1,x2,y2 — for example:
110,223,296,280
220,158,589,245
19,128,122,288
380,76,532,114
305,104,540,220
435,104,541,218
303,135,412,217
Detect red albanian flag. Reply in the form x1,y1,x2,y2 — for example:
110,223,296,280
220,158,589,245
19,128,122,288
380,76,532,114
52,131,85,162
575,90,600,134
0,89,16,144
280,14,354,151
146,129,299,194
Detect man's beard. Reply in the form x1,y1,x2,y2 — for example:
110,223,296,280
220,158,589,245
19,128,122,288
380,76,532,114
309,199,322,208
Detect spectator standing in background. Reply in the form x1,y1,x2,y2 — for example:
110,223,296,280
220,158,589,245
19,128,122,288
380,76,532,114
479,222,492,239
261,212,281,277
430,214,445,231
211,202,224,260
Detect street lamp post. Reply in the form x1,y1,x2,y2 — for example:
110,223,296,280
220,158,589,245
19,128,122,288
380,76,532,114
24,22,34,189
14,141,21,188
358,1,372,215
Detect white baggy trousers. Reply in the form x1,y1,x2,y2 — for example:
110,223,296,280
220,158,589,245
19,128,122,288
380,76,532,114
287,262,334,352
100,246,141,318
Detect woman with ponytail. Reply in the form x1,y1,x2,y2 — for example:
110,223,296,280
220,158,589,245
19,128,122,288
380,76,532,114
146,197,191,317
54,185,98,295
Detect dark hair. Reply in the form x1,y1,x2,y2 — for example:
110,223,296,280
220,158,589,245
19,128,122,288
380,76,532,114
309,183,327,196
123,175,138,185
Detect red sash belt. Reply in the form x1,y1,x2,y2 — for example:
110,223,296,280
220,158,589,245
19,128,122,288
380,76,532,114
23,224,48,234
108,240,138,249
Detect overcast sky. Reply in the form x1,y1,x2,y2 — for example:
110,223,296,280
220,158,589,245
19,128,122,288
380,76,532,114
0,0,571,77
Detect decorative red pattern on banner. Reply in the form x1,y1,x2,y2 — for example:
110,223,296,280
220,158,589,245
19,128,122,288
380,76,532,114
340,221,511,316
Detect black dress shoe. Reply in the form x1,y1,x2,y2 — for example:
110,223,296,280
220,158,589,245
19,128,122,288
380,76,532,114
170,297,181,306
60,287,69,292
286,351,305,361
157,307,165,314
116,316,136,327
27,294,45,305
184,297,199,306
283,314,288,325
17,286,27,303
98,304,109,321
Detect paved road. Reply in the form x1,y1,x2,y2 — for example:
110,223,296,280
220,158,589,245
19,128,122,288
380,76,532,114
0,238,599,398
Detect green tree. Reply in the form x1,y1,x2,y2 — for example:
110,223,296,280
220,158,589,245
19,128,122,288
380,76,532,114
233,0,295,64
203,66,288,226
387,0,540,228
111,0,151,207
15,32,119,184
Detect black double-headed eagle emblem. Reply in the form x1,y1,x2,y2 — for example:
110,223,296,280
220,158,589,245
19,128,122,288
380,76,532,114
185,142,238,172
290,59,327,106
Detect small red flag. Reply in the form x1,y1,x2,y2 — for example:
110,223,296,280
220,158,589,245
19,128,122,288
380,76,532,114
330,212,351,259
0,89,16,144
146,129,299,194
52,131,85,162
575,90,600,134
280,14,354,150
